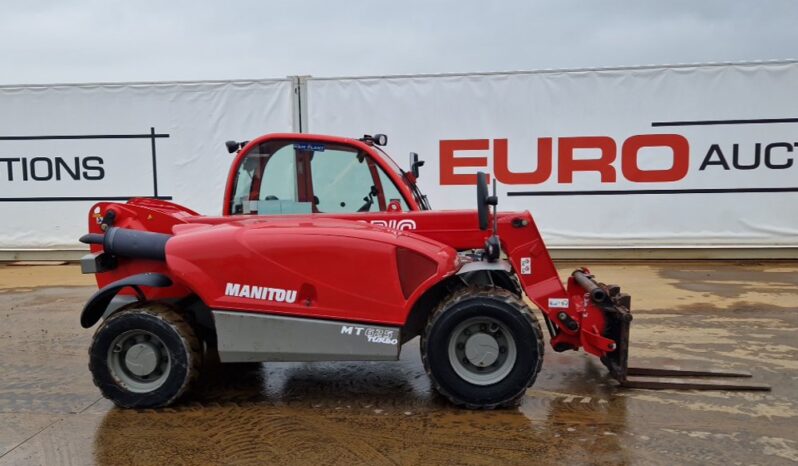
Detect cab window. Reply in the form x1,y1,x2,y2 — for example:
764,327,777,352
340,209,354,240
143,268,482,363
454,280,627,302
377,167,409,210
230,142,308,215
230,140,409,215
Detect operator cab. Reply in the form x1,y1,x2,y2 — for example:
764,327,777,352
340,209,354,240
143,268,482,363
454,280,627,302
226,135,429,216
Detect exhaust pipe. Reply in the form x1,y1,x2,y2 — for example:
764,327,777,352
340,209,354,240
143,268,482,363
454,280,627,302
80,227,170,261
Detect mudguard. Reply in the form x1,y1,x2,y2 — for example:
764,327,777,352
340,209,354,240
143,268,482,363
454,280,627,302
80,273,173,328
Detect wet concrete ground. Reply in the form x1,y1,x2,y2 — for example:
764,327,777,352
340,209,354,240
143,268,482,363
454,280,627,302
0,261,797,465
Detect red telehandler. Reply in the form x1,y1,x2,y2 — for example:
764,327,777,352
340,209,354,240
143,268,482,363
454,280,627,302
79,133,769,409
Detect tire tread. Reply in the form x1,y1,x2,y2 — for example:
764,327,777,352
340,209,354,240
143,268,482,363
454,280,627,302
420,286,544,409
88,303,202,408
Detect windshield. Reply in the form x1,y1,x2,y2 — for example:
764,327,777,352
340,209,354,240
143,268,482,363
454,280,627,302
373,146,404,175
373,146,431,210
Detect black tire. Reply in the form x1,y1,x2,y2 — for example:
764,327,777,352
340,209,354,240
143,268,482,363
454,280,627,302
421,287,544,409
88,304,201,409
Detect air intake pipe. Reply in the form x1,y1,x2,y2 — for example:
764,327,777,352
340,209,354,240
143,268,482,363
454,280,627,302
80,227,170,261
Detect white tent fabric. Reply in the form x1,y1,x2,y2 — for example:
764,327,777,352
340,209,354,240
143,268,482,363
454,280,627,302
0,79,294,249
1,62,797,251
307,62,798,247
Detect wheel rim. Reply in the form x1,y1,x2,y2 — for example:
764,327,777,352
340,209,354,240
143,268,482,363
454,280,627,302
107,329,171,393
447,316,517,386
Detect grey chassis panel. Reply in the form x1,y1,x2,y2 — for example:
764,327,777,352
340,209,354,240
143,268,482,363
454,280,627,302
456,259,512,275
213,311,402,363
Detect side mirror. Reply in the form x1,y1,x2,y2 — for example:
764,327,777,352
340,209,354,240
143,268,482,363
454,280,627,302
225,140,239,154
476,171,498,232
410,152,425,178
225,140,249,154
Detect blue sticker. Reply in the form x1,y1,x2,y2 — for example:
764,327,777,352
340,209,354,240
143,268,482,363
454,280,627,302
293,142,326,152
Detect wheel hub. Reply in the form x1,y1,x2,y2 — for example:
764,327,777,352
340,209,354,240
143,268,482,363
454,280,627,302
107,329,171,393
448,316,517,386
124,342,159,376
464,333,499,367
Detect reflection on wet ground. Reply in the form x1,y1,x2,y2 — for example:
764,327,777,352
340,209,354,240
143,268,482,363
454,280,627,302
1,262,797,464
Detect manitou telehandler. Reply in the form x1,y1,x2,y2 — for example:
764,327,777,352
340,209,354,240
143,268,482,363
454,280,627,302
79,133,769,409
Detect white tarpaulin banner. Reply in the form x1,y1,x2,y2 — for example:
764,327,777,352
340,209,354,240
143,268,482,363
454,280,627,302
307,62,798,248
0,79,294,249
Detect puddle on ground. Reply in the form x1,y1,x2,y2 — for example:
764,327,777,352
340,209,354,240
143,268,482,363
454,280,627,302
1,263,797,465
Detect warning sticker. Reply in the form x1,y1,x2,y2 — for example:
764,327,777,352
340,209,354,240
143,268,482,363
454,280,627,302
520,257,532,275
548,298,569,309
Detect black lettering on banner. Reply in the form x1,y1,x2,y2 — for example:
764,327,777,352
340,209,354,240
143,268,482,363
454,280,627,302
0,158,19,181
0,129,170,202
30,157,53,181
56,157,81,180
764,142,794,169
82,156,105,180
700,144,730,170
731,144,760,170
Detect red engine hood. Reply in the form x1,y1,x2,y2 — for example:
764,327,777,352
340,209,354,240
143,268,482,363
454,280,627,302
164,217,459,326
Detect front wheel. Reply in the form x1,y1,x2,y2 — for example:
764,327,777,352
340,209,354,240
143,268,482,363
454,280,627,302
421,287,544,409
88,304,201,408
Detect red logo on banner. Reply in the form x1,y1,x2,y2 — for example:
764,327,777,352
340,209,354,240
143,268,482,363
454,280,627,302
440,135,690,185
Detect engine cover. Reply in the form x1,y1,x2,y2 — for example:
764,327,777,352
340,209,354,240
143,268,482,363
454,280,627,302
164,217,458,326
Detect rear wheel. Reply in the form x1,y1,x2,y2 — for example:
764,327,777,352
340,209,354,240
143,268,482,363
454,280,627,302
421,287,544,409
88,304,201,408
